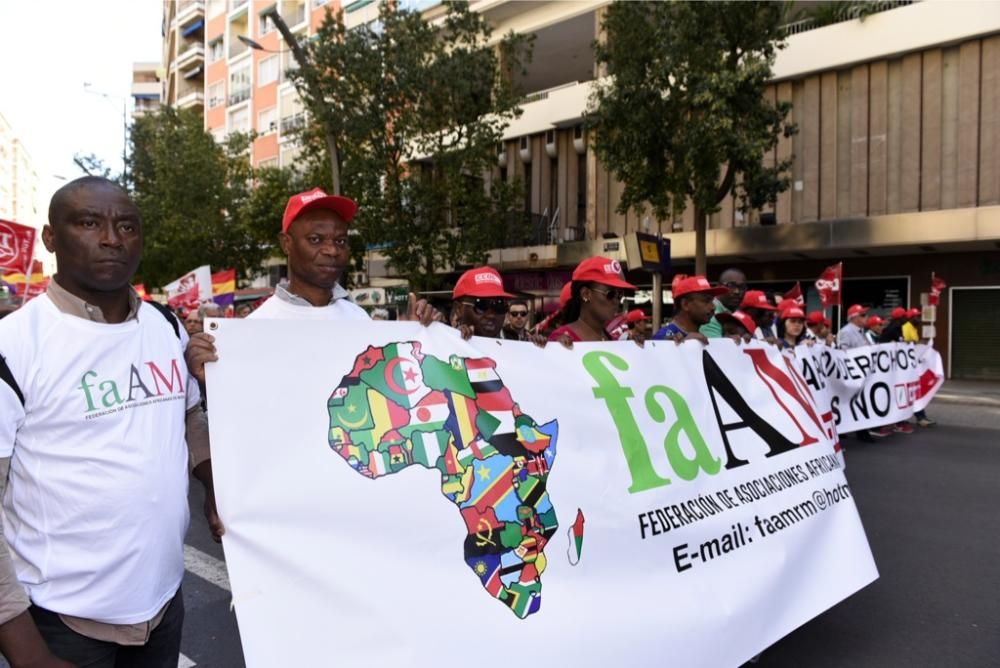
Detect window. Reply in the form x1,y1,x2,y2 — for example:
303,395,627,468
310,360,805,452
258,14,274,36
258,157,279,169
258,55,279,86
208,82,225,108
258,107,278,134
208,38,224,63
229,67,251,105
228,106,251,134
280,145,302,169
210,127,226,143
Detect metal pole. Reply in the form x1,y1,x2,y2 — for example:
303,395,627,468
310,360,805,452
651,272,662,332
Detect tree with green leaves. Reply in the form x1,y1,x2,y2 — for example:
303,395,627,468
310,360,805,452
128,107,298,289
588,1,796,275
292,0,531,291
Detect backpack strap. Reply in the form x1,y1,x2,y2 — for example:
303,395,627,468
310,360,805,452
0,354,24,408
146,300,181,340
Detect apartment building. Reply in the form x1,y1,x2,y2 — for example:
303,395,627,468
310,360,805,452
0,111,40,229
163,0,208,115
415,0,998,380
131,62,163,118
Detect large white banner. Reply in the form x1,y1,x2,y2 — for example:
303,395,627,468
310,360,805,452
207,322,879,668
793,343,944,433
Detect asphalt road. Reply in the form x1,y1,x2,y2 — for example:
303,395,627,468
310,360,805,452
4,396,997,667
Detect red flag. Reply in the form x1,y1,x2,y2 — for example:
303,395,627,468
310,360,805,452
0,219,37,275
815,263,843,307
928,273,947,306
784,282,804,306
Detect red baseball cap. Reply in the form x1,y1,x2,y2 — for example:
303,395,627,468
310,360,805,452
776,298,799,312
741,290,778,311
890,307,907,319
672,275,729,299
716,310,757,335
558,283,572,308
847,304,868,318
806,310,825,325
282,187,359,233
906,307,921,318
452,266,515,299
780,306,806,320
572,257,636,290
866,315,885,328
625,308,649,324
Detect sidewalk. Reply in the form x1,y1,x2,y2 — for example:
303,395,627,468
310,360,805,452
933,379,1000,407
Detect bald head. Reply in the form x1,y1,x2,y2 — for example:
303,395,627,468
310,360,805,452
48,176,129,227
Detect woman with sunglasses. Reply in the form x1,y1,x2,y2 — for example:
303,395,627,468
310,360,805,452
548,257,636,344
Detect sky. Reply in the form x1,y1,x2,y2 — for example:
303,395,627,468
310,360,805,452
0,0,163,268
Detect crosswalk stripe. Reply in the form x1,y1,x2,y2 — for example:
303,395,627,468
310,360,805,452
178,653,197,667
183,544,231,592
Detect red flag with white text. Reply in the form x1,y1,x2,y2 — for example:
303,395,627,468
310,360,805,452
0,219,36,275
784,282,804,306
815,263,842,308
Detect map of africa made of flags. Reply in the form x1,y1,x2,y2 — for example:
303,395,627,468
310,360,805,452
327,341,575,619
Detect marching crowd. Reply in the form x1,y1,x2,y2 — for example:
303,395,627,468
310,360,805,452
0,176,935,666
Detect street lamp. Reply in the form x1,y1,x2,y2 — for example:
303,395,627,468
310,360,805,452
83,83,128,181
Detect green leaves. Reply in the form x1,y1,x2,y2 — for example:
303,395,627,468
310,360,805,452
588,0,795,224
290,1,530,291
128,108,302,289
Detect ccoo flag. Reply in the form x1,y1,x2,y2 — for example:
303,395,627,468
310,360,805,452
815,263,843,308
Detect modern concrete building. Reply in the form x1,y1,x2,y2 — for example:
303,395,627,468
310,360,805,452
177,0,1000,378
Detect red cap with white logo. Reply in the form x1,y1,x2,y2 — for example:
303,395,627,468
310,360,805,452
847,304,868,317
671,274,729,299
452,266,514,299
741,290,779,311
716,310,757,335
780,306,806,320
572,257,636,290
282,187,359,233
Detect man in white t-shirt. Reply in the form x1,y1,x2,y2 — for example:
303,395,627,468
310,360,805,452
185,188,438,385
0,177,220,667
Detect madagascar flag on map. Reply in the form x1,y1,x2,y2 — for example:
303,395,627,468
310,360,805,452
212,269,236,307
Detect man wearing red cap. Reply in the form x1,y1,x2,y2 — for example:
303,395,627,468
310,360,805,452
451,266,515,339
652,275,728,341
865,314,886,345
837,304,870,349
186,188,438,385
740,290,779,342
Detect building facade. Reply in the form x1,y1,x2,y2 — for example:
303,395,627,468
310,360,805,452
163,0,208,115
173,0,1000,378
131,62,163,118
0,111,40,230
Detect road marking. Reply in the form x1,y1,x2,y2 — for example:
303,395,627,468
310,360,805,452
178,654,197,667
183,544,231,592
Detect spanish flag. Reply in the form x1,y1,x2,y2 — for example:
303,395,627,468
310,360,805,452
2,260,48,300
211,269,236,307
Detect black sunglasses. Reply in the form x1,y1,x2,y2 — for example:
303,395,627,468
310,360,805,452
509,310,528,317
589,286,623,302
465,298,508,315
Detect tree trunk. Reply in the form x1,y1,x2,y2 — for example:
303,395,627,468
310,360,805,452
694,206,707,277
325,132,341,196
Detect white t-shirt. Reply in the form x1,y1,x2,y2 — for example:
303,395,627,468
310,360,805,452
249,294,370,321
0,296,197,623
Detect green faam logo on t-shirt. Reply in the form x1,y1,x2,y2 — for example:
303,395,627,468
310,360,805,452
78,359,187,418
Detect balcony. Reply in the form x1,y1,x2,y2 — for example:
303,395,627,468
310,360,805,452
280,112,306,135
176,91,205,110
176,43,205,69
176,1,205,31
229,87,251,106
280,0,307,26
130,81,161,98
